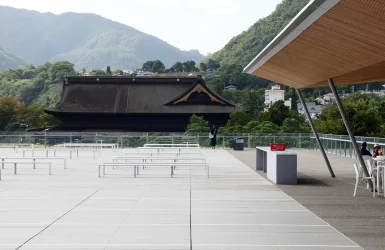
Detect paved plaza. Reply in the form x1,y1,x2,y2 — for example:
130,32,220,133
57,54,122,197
0,148,361,249
230,149,385,250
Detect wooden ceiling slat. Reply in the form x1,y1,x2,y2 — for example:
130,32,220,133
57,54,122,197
344,0,385,18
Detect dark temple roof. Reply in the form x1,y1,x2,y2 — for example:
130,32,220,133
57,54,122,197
45,76,235,115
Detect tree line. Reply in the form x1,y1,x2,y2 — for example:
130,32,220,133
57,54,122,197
186,92,385,138
140,59,221,74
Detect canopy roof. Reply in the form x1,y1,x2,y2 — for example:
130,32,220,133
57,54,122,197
243,0,385,89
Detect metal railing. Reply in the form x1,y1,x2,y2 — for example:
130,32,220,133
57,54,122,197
0,132,314,149
0,132,382,158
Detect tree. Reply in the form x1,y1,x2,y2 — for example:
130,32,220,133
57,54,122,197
260,100,291,126
151,60,165,73
226,111,252,127
173,62,183,72
252,121,280,133
199,62,208,72
82,68,87,75
241,89,265,118
106,66,112,75
207,59,220,71
281,118,309,133
185,114,210,133
183,61,196,72
0,97,21,130
243,120,259,131
142,61,154,71
112,69,124,76
314,97,381,136
1,68,24,82
22,65,37,79
209,79,223,96
291,88,298,111
48,61,76,83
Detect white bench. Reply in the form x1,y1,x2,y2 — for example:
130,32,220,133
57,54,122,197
0,143,34,153
22,148,100,159
56,143,118,150
99,161,209,178
143,143,200,148
124,152,204,157
137,147,201,153
1,157,66,169
112,156,206,169
0,161,52,180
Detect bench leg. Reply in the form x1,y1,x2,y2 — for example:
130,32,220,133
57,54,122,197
14,163,17,175
171,166,173,178
33,159,36,169
1,159,4,169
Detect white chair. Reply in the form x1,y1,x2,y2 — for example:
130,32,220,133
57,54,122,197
366,159,381,195
353,163,375,197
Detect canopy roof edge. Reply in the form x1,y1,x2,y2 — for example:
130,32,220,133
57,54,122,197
243,0,340,75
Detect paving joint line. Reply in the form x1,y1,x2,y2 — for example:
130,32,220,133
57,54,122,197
15,189,100,250
103,191,144,250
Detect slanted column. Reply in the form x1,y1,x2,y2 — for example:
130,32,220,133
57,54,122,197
328,78,372,189
296,89,335,178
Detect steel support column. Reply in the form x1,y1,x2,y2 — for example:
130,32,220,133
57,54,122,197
328,78,372,188
296,89,335,178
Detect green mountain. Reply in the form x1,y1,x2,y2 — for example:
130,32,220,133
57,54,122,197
205,0,309,67
0,6,204,69
0,47,26,71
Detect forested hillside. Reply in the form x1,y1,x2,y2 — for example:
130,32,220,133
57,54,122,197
0,6,204,70
205,0,309,67
0,62,76,106
0,47,26,72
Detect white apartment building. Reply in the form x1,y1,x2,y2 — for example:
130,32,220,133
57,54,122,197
265,85,285,108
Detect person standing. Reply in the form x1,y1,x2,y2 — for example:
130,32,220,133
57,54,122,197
209,125,218,149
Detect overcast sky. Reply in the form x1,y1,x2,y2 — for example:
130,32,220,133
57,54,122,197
0,0,282,55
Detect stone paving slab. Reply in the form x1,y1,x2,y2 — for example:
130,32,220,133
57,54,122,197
0,148,361,249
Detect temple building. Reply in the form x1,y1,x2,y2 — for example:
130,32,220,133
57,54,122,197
44,76,235,132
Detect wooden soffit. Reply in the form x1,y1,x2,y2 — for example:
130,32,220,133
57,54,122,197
244,0,385,89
